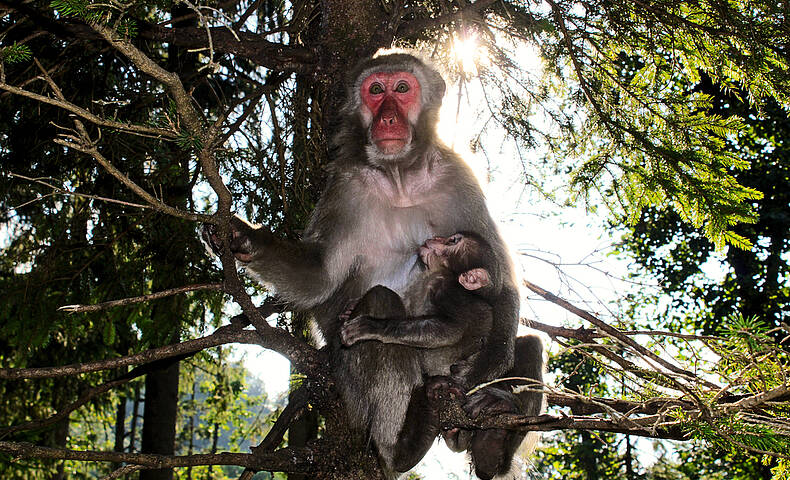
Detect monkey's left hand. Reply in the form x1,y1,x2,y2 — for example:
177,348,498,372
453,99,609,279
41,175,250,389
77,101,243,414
340,316,384,346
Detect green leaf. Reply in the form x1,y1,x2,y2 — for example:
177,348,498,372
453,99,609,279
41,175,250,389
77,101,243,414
0,43,32,64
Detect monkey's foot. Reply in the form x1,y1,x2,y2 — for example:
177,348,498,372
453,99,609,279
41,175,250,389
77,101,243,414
463,387,518,418
470,427,511,480
425,375,465,402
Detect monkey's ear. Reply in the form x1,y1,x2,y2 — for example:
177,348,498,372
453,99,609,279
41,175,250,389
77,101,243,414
458,268,490,291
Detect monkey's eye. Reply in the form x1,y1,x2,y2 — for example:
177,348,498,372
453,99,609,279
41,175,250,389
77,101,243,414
447,234,462,245
369,83,384,95
394,82,410,93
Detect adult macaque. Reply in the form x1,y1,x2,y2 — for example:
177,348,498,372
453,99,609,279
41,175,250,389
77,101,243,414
202,53,541,477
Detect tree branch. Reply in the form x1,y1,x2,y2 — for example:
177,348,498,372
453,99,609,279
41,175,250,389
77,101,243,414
138,23,316,72
0,81,178,139
0,325,259,380
0,0,315,71
58,283,224,313
523,279,721,390
0,441,327,472
52,135,213,223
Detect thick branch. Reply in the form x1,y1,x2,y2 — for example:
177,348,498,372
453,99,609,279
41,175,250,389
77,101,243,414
479,412,689,440
0,441,327,472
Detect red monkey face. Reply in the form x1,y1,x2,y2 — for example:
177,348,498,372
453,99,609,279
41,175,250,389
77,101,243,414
360,71,422,156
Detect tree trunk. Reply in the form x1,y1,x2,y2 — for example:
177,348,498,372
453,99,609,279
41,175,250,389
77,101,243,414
112,395,126,471
140,361,180,480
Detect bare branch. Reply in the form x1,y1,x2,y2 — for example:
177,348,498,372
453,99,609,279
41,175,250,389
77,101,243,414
102,465,144,480
523,279,721,391
9,173,150,210
52,136,212,223
528,319,726,342
0,325,260,380
254,386,311,453
88,23,206,139
2,360,150,436
59,283,224,313
0,81,177,139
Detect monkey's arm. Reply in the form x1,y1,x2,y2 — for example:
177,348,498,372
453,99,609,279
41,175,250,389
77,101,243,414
339,313,467,348
449,286,520,387
202,216,330,308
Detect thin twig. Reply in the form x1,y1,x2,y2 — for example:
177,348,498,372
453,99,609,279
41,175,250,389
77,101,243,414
9,173,149,210
52,136,212,223
59,283,223,313
523,279,721,391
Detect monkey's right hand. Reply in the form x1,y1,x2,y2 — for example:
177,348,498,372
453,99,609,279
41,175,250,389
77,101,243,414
339,316,383,346
338,298,361,322
200,215,262,263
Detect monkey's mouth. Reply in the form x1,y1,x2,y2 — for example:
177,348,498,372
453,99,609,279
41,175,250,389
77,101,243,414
418,245,433,267
375,138,408,154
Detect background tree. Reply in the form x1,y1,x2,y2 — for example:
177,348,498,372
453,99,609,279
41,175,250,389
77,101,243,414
1,0,789,479
609,78,790,480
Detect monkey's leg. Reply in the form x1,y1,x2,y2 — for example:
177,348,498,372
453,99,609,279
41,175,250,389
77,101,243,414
391,376,465,472
389,383,437,472
348,285,407,319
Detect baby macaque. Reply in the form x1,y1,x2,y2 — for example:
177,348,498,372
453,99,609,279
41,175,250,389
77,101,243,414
339,232,506,471
340,231,501,389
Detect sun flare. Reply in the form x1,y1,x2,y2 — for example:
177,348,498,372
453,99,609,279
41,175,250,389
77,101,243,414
450,32,489,76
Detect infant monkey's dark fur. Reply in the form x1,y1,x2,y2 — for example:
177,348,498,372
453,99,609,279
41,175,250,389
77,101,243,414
340,232,542,479
340,231,501,390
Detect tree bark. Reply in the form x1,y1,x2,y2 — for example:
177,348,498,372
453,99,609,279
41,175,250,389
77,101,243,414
140,362,180,480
